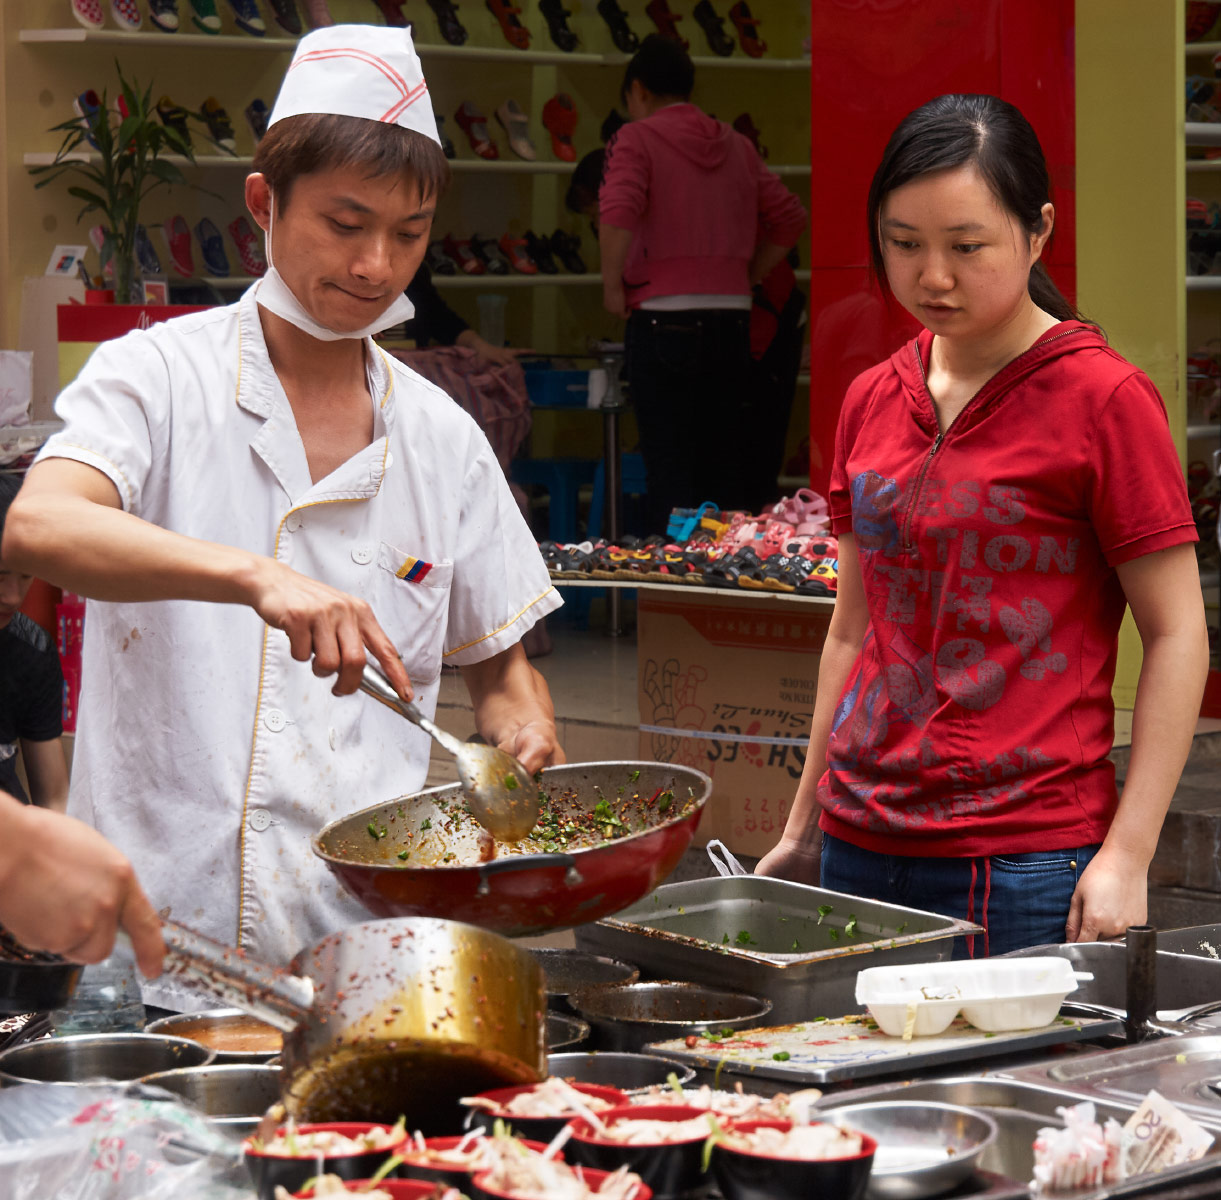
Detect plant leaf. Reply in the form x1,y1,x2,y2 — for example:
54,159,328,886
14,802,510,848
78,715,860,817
67,185,107,209
147,159,187,186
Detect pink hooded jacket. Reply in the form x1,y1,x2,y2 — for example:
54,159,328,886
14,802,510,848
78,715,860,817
599,103,807,306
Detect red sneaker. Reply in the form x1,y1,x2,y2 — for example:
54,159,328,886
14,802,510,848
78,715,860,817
454,101,499,160
499,233,537,275
162,214,195,277
485,0,530,48
541,92,578,162
71,0,106,29
442,233,486,275
228,216,267,277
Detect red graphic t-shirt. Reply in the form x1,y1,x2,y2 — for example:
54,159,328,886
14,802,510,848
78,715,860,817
820,322,1197,857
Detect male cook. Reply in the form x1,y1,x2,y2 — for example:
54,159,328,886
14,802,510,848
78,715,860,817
3,26,563,1011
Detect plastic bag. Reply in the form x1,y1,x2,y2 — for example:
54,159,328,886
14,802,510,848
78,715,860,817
0,1082,253,1199
706,839,749,878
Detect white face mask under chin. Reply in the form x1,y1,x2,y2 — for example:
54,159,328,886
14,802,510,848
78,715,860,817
254,197,416,342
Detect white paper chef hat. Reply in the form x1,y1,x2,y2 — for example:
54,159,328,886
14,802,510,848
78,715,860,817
268,24,441,147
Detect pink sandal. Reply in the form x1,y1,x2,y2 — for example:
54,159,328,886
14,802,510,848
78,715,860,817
769,487,829,536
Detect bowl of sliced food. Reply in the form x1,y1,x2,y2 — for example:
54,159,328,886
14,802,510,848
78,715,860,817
291,1180,453,1199
472,1159,651,1200
709,1118,876,1200
396,1132,549,1190
243,1119,408,1200
462,1077,630,1142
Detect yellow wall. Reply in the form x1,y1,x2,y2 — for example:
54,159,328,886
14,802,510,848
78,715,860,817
1076,0,1186,708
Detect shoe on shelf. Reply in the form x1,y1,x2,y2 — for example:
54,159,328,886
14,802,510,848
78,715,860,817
600,107,625,143
550,229,586,274
728,0,766,56
245,98,270,142
162,215,195,276
147,0,180,29
454,101,499,159
495,99,537,161
228,216,267,276
645,0,687,48
426,0,467,44
189,0,222,33
499,232,537,275
111,0,143,30
200,97,237,152
226,0,265,33
134,224,162,275
156,95,193,150
470,233,511,275
265,0,302,34
523,230,559,275
693,0,735,56
195,217,231,276
425,240,457,275
369,0,407,25
485,0,530,49
442,233,486,275
732,112,767,158
435,114,456,159
73,89,103,149
542,92,578,162
539,0,578,51
301,0,333,26
71,0,107,30
88,225,114,278
596,0,639,53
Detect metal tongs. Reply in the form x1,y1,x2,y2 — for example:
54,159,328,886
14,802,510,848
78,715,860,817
358,662,540,843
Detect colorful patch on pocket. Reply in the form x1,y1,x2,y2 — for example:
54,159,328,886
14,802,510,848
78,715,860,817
395,555,433,582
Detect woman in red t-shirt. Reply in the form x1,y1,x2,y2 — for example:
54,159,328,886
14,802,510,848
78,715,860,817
757,94,1208,956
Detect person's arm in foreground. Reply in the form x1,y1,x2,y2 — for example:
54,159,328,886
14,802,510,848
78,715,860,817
20,736,69,813
5,460,412,700
599,223,634,319
755,533,869,883
454,329,535,368
461,642,565,774
1067,543,1210,941
0,790,165,977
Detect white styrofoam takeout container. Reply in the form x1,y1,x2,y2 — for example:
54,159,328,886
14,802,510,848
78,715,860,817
855,957,1088,1037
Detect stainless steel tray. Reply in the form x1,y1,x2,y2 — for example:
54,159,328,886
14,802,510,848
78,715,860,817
573,876,980,1024
642,1011,1121,1087
1157,924,1221,959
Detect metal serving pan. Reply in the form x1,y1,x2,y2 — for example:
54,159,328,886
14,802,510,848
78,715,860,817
575,876,980,1024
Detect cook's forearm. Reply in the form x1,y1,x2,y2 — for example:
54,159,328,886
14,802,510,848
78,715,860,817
463,644,556,745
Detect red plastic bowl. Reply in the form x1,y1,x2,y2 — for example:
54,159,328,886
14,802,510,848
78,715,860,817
397,1135,549,1189
567,1104,713,1197
293,1183,442,1198
472,1163,654,1200
244,1122,408,1200
463,1081,630,1142
710,1118,877,1200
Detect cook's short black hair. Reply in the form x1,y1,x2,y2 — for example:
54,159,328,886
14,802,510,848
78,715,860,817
621,34,694,103
0,473,21,552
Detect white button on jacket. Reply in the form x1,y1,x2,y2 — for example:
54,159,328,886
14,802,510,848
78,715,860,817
39,285,561,1011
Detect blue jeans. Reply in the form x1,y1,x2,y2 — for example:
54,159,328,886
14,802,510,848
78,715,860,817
820,834,1101,958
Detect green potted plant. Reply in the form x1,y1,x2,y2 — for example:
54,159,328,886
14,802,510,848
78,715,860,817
28,65,205,304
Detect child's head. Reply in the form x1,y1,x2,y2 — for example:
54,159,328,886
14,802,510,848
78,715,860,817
867,94,1080,327
0,474,32,629
565,149,605,231
621,35,695,114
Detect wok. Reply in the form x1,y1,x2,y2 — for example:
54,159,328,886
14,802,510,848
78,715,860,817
157,916,545,1131
313,762,712,937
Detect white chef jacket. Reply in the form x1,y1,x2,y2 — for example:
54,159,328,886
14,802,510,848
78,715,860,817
38,285,561,1010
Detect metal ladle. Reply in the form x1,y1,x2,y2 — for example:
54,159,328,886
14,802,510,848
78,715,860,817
359,662,540,843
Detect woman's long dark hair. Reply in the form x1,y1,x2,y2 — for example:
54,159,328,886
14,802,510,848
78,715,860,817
867,94,1084,324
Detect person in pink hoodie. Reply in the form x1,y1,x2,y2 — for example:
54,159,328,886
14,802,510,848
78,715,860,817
599,35,806,530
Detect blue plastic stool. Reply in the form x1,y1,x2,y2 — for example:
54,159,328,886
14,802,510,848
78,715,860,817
511,457,598,545
587,452,648,541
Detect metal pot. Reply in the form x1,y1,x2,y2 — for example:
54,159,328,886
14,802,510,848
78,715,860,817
569,982,773,1053
313,762,711,937
138,1064,283,1138
145,1008,283,1064
546,1012,589,1052
160,916,546,1131
530,949,640,1014
0,1032,213,1087
547,1051,696,1093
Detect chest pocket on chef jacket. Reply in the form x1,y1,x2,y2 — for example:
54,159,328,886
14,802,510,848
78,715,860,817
374,542,454,686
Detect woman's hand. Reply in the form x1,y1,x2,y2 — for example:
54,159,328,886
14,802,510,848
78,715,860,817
1065,845,1149,942
754,834,823,886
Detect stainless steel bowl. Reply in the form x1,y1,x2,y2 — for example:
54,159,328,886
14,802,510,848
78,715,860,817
569,982,772,1053
0,1033,214,1087
146,1008,283,1064
546,1012,590,1052
530,949,640,1014
547,1051,695,1093
822,1101,998,1200
140,1064,283,1139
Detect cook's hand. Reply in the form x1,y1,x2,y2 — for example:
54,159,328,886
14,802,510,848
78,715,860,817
502,720,565,776
249,559,412,700
1065,845,1148,942
602,280,629,319
755,834,822,885
0,799,166,978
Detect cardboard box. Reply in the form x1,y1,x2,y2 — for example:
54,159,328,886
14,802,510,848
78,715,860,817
636,589,831,858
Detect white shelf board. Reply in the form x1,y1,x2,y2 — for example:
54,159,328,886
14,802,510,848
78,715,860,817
1187,275,1221,290
794,269,810,281
433,273,601,287
1187,159,1221,170
1188,422,1221,439
551,576,835,608
24,151,579,174
24,151,245,168
19,27,810,70
796,373,810,387
771,165,812,177
1187,122,1221,147
1186,41,1221,56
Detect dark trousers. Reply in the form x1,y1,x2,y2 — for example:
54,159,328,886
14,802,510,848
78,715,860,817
625,308,752,536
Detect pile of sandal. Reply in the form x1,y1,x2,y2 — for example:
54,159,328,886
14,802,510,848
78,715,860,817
539,488,839,596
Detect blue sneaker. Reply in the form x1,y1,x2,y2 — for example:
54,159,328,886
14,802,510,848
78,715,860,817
134,225,162,276
194,218,230,277
226,0,266,34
